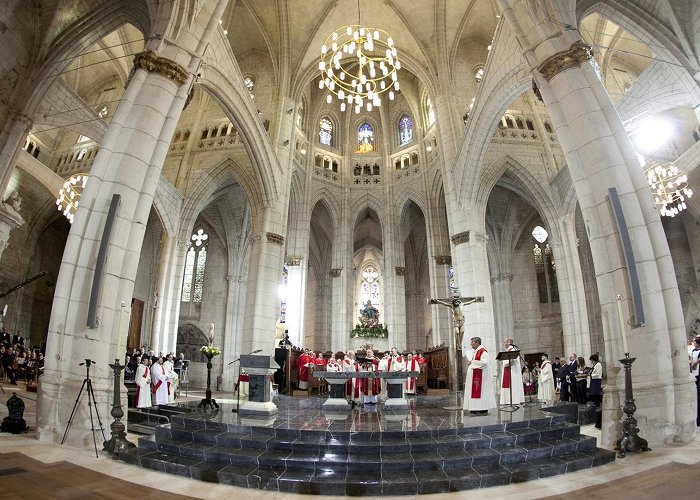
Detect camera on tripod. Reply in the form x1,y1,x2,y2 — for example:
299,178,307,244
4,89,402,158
79,359,93,367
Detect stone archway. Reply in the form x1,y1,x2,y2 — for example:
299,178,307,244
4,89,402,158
175,323,208,363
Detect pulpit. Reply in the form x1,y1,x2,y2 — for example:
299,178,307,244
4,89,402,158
239,354,280,415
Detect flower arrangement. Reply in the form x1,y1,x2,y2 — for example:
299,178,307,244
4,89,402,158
200,345,222,357
351,323,389,339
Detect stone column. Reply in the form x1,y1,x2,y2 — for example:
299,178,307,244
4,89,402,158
329,267,347,350
0,201,24,259
37,49,194,445
284,256,306,347
428,256,453,348
490,272,514,344
242,231,286,355
221,274,246,392
0,112,33,199
499,0,694,446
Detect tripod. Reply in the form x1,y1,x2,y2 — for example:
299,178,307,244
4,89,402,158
61,359,106,458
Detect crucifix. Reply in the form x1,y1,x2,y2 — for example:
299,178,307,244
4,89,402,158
428,295,484,391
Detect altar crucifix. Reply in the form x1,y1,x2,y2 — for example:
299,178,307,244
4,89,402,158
428,295,484,391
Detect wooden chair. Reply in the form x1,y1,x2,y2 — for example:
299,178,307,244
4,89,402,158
416,369,427,394
308,367,321,395
436,368,448,389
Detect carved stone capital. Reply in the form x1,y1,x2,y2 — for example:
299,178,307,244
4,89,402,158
434,255,452,266
285,255,303,266
249,233,264,245
132,49,189,86
266,232,284,246
537,41,593,82
329,268,342,277
450,231,470,246
13,112,33,130
395,266,406,277
490,273,514,284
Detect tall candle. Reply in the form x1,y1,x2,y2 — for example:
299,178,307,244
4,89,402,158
116,301,127,358
616,294,629,354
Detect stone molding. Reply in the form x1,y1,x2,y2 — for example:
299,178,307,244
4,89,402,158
132,49,189,86
450,232,470,246
329,268,342,277
434,255,452,265
395,266,406,277
285,255,303,266
266,232,284,246
13,112,33,130
537,41,593,82
249,234,263,245
490,273,513,284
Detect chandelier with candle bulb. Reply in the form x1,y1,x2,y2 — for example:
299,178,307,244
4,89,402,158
645,161,693,217
319,24,401,113
56,173,88,224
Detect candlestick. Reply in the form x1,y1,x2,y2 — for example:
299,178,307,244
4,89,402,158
616,294,629,354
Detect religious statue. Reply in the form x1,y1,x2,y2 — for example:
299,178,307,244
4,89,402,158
208,322,215,346
428,298,465,349
359,300,380,327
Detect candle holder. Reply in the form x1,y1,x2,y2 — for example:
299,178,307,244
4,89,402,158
615,353,651,457
198,352,220,410
103,359,135,458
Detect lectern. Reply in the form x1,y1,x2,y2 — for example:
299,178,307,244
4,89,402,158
238,354,280,415
496,350,521,412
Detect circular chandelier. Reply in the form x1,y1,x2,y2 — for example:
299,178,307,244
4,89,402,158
645,161,693,217
56,173,88,224
318,24,401,113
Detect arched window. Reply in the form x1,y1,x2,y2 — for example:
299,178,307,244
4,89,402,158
243,75,255,98
319,117,333,146
398,114,413,146
531,226,559,304
448,267,457,295
425,96,435,127
181,228,209,303
97,105,109,118
474,67,484,84
357,122,375,153
360,266,381,307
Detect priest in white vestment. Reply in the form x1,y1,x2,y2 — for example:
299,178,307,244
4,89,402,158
135,357,152,408
151,357,170,405
538,354,555,405
163,353,178,403
463,337,496,413
500,338,525,405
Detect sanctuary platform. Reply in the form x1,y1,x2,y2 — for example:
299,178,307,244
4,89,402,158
120,395,615,495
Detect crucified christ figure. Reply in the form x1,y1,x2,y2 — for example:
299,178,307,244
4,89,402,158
428,295,484,391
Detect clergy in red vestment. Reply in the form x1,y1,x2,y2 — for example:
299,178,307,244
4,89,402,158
404,353,421,395
298,349,312,389
151,357,170,405
363,349,381,396
342,350,361,403
462,337,496,414
135,356,151,408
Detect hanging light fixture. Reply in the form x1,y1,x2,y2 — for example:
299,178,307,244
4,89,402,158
56,173,88,224
645,161,693,218
318,2,400,113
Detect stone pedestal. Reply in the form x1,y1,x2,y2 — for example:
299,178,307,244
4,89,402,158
239,354,279,416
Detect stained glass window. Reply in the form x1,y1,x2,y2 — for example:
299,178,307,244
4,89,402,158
97,105,109,118
426,96,435,127
474,67,484,84
280,265,288,323
357,122,374,153
532,226,559,304
399,115,413,146
181,228,209,303
360,266,381,307
448,266,456,294
319,117,333,146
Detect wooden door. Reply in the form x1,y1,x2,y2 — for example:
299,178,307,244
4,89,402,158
127,298,144,351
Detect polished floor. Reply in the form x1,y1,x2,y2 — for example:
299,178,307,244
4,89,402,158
1,381,699,499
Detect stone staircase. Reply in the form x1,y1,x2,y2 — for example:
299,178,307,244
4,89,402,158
119,409,615,495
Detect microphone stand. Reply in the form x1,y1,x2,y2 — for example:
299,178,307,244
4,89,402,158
229,358,242,413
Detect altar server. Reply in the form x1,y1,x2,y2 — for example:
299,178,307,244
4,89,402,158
135,357,152,408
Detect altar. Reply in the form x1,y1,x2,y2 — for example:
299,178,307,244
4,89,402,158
315,370,419,410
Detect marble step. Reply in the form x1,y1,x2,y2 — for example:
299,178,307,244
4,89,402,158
155,421,581,454
136,432,597,472
118,446,616,495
